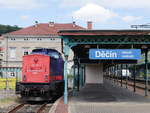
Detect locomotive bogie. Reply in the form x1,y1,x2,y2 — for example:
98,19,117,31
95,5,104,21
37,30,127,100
16,81,64,101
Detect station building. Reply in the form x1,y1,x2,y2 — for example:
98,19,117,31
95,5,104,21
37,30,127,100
0,36,4,67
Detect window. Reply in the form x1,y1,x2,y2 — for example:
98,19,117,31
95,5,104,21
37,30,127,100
10,72,15,77
11,38,15,40
24,52,28,55
24,38,29,40
9,47,16,58
50,38,55,40
35,47,42,49
22,47,29,55
37,38,42,40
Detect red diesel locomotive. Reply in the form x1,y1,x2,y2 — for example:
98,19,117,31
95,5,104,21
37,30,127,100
16,49,64,101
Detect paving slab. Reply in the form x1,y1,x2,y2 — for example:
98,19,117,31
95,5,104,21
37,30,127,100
69,80,150,113
0,90,15,100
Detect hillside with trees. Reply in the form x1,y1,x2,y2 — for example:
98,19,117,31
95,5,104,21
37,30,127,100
0,24,21,35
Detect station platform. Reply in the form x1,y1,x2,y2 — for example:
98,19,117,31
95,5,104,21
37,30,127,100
68,80,150,113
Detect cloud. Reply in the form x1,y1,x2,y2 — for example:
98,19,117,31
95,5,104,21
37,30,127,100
0,0,44,10
20,15,31,20
102,0,150,9
61,0,150,9
61,0,100,8
100,0,150,9
72,3,118,23
122,16,142,23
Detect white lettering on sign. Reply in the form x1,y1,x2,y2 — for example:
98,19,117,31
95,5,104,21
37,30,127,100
122,55,134,58
95,51,117,58
122,51,132,54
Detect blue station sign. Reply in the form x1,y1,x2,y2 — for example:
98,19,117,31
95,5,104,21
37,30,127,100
89,49,141,60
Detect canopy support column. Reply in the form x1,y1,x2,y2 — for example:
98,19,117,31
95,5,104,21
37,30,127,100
73,64,76,96
64,44,70,104
144,49,148,96
133,65,136,92
77,61,80,91
117,64,119,85
121,64,123,87
80,64,84,88
83,65,86,87
126,64,128,89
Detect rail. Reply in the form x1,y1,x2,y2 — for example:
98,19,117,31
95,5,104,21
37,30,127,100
37,103,47,113
8,103,50,113
7,103,25,113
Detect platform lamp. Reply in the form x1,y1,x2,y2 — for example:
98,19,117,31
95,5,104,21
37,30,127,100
141,45,148,50
84,45,90,49
141,45,149,96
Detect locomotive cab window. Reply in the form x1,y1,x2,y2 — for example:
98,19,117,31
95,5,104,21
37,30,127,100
48,52,59,59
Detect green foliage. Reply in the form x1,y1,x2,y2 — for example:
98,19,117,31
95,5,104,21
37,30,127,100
67,74,73,79
140,72,144,78
138,52,150,64
0,24,21,35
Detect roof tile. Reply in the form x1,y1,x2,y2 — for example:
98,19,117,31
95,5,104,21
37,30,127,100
7,23,85,35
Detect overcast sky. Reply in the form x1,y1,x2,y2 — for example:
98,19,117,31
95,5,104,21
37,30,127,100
0,0,150,29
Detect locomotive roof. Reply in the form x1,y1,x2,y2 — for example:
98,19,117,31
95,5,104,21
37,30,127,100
31,48,62,59
32,48,60,54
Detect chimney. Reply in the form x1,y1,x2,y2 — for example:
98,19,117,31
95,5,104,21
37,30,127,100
49,21,54,27
73,21,76,27
35,21,38,27
87,21,92,30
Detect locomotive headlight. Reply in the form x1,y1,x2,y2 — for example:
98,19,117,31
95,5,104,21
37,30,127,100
23,75,26,81
45,75,49,82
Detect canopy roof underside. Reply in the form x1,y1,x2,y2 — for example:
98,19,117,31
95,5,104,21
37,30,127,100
59,30,150,64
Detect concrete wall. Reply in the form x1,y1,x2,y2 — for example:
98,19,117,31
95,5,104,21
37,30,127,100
85,64,103,84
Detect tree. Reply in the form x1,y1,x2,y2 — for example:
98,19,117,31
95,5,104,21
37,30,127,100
0,24,21,35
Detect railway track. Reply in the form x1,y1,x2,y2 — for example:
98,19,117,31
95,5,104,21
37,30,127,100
116,79,150,91
7,103,25,113
37,103,47,113
7,102,52,113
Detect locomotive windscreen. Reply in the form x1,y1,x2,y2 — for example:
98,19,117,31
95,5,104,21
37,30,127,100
31,48,64,78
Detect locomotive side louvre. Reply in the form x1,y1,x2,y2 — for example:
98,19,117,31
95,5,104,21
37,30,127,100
22,54,50,83
50,57,64,81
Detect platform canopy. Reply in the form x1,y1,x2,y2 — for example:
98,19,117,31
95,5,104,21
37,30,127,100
59,30,150,64
58,29,150,104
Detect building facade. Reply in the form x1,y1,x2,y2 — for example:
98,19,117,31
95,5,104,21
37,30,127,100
0,36,4,67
